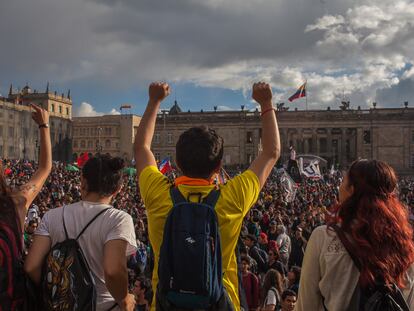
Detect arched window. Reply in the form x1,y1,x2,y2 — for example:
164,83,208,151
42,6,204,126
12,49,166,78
105,139,111,148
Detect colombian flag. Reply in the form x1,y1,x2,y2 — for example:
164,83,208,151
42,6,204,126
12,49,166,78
288,82,307,102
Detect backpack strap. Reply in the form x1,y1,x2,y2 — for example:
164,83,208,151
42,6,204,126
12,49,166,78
202,189,220,208
170,187,220,207
170,187,187,205
62,205,69,240
76,208,111,240
332,225,361,270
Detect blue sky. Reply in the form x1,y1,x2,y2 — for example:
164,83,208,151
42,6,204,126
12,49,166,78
1,0,414,116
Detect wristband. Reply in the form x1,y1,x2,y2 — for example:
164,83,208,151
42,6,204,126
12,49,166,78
39,123,49,129
260,107,275,117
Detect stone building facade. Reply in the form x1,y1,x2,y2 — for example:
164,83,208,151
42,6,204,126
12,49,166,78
72,114,141,161
151,103,414,175
0,84,72,161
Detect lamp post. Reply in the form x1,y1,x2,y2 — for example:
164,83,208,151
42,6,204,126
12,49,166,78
96,127,103,154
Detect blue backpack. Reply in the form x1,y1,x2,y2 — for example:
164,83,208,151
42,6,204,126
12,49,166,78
157,188,224,310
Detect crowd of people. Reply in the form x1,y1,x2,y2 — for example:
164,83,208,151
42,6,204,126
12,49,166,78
1,83,414,311
12,158,413,311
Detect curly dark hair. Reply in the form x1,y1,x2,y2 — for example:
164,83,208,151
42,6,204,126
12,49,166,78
176,126,223,178
82,155,125,196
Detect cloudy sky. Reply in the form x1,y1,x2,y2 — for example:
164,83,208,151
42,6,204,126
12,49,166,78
1,0,413,116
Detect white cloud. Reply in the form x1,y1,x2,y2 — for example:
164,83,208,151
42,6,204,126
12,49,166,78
74,102,120,117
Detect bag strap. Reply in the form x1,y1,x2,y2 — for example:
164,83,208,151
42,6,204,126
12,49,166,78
63,205,111,240
170,187,220,208
202,189,220,208
62,205,69,240
76,208,111,240
332,225,361,270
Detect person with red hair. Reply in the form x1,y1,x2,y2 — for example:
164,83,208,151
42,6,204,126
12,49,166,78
296,159,414,310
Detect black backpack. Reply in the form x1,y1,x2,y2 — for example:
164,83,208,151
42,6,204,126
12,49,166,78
42,206,111,311
332,225,410,311
157,188,225,310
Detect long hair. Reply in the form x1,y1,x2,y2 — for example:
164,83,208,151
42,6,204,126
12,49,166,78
0,161,20,240
261,269,284,306
328,160,414,289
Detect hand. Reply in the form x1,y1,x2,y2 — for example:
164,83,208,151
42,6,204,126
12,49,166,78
149,82,171,103
30,104,49,126
119,293,136,311
252,82,273,107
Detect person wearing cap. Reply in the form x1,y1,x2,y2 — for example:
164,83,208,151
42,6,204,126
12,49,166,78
243,234,268,274
267,220,279,241
258,232,269,253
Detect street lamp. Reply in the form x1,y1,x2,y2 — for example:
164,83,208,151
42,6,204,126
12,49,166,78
96,127,103,154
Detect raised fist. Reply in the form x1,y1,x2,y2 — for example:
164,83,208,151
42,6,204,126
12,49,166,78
252,82,273,107
149,82,171,103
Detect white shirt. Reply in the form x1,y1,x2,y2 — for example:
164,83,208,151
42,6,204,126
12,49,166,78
296,225,414,311
36,201,137,311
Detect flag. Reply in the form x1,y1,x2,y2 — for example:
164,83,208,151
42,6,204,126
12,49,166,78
288,82,307,102
279,169,298,202
159,158,173,175
302,160,322,179
77,153,89,168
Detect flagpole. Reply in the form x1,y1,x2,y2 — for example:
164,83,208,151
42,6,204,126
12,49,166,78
306,80,308,111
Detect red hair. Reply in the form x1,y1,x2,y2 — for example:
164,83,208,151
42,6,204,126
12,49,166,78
328,160,414,289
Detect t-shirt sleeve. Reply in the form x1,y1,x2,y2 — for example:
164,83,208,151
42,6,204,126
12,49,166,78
221,170,260,217
138,165,171,213
35,211,50,236
265,289,277,306
105,213,137,256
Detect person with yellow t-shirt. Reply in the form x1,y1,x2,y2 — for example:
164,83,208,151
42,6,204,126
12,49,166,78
134,81,280,311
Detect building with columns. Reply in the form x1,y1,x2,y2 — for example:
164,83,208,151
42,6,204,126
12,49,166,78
151,102,414,175
0,84,72,161
72,114,141,161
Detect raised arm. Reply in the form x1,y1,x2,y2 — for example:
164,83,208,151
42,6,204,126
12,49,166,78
13,104,52,227
134,82,170,176
249,82,281,189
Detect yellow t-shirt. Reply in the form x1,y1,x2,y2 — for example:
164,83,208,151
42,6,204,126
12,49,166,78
139,166,260,311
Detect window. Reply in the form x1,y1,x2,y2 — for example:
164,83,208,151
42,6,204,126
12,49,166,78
81,140,86,148
0,145,3,156
0,113,3,118
8,127,13,138
247,153,252,163
105,139,111,148
88,141,93,148
155,152,161,162
167,133,173,144
9,114,13,119
319,138,327,153
74,140,78,148
8,146,13,157
51,104,55,112
154,133,160,144
116,142,119,148
246,131,253,143
66,107,69,115
307,138,313,153
412,154,414,169
412,130,414,144
0,126,3,137
59,106,62,113
363,130,371,144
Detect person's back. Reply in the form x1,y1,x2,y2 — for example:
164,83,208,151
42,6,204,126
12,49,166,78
25,155,137,311
135,82,281,311
296,160,414,310
35,201,136,309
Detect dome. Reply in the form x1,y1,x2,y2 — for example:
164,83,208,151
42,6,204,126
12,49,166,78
169,100,182,115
